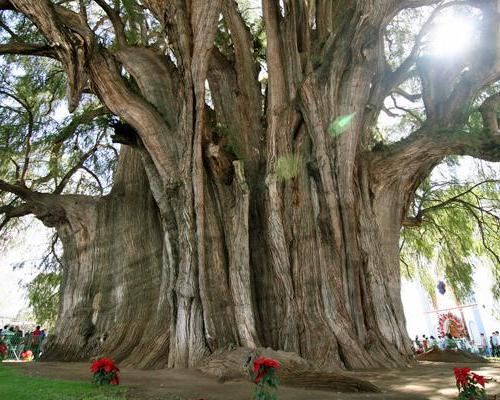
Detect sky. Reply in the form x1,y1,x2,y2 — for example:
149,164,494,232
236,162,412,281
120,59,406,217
0,218,52,319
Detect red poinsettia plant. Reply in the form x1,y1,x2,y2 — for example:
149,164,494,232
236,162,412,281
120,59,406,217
0,342,7,360
90,358,120,385
21,350,33,361
252,357,281,400
454,367,491,399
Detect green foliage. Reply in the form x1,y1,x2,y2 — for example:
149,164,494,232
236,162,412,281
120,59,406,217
418,267,438,306
254,369,280,400
0,363,127,400
275,154,303,181
0,56,115,199
120,0,142,44
401,167,500,302
0,55,117,327
26,271,61,331
384,8,427,69
328,112,356,137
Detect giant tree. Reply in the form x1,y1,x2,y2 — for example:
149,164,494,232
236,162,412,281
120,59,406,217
0,0,499,370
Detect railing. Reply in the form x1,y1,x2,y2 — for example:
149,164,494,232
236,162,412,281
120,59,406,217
0,333,45,361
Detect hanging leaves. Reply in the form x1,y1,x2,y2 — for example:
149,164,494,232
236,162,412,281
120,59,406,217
401,174,500,302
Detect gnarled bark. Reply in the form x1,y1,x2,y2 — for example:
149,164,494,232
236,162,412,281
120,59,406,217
1,0,499,372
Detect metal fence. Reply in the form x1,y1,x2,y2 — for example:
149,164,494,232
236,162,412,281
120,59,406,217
0,332,45,361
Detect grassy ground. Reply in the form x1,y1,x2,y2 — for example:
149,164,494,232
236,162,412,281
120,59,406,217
0,362,127,400
5,359,500,399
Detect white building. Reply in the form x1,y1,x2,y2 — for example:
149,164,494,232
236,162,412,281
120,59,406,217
401,261,499,345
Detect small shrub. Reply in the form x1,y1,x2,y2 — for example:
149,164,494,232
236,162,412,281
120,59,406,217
252,357,281,400
90,358,120,386
454,367,491,399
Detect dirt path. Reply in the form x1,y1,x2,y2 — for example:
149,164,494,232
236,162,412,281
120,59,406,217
11,360,500,399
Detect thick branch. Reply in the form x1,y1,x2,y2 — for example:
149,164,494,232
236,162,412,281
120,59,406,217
263,0,287,110
373,86,500,187
372,127,500,186
479,93,500,136
0,0,14,10
0,178,33,199
93,0,127,47
10,0,94,111
0,202,32,219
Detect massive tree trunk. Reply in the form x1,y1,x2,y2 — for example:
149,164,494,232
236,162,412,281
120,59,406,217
42,146,412,370
2,0,500,370
40,148,167,368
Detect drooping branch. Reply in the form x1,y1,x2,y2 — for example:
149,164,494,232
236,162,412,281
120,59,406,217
372,126,500,188
459,200,500,267
52,140,101,195
0,178,33,199
403,179,500,226
92,0,127,47
51,106,108,145
373,82,500,190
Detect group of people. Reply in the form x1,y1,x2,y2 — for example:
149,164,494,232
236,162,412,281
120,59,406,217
0,325,46,360
478,331,500,357
413,331,500,356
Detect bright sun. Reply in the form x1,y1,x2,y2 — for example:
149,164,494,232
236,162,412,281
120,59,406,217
426,13,477,57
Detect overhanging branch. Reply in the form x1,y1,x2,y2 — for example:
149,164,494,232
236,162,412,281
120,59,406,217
375,128,500,176
0,0,14,10
93,0,127,47
0,178,33,199
372,88,500,185
0,42,58,59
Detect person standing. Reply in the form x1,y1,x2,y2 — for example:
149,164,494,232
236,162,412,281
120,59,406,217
438,335,446,350
422,335,429,351
414,335,422,352
31,326,42,359
493,332,500,357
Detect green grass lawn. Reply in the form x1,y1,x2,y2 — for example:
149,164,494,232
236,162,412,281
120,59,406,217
0,363,127,400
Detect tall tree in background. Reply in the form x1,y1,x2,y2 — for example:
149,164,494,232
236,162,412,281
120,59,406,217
0,0,499,370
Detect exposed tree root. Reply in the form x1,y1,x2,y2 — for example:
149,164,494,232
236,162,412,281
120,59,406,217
198,347,380,393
